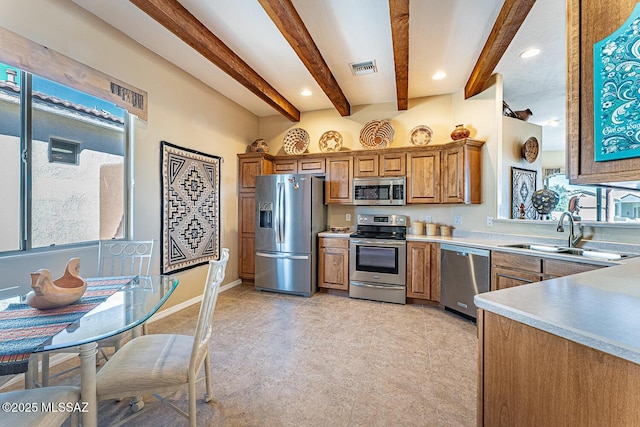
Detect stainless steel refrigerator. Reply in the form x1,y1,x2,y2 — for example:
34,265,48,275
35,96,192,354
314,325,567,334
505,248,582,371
255,174,326,297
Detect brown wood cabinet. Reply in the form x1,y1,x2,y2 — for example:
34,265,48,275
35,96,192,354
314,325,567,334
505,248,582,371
318,237,349,290
274,157,326,175
298,157,325,174
441,143,482,204
478,310,640,426
407,151,440,203
492,250,605,290
237,153,274,280
543,258,604,278
353,154,379,177
273,158,297,174
238,155,273,193
491,251,543,291
379,152,406,176
406,241,440,301
354,152,406,178
567,0,640,183
325,156,353,204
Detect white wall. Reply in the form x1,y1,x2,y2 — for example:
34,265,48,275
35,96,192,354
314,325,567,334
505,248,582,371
0,0,258,307
499,116,543,219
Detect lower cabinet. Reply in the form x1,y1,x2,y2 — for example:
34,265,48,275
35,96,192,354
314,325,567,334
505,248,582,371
479,310,640,426
238,193,256,280
406,241,440,301
491,250,605,290
318,237,349,290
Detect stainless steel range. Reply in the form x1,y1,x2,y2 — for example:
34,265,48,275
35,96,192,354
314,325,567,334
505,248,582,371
349,214,407,304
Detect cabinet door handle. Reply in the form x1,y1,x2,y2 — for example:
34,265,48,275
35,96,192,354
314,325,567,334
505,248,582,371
498,273,534,282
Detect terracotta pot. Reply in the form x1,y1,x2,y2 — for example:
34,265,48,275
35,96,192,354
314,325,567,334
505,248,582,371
450,124,470,140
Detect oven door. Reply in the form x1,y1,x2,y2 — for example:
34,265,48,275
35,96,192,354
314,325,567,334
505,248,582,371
349,239,406,286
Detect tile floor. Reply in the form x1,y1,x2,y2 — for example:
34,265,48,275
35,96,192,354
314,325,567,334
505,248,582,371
16,284,479,426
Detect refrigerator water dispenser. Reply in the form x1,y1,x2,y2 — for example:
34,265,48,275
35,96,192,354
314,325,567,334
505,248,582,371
259,202,273,228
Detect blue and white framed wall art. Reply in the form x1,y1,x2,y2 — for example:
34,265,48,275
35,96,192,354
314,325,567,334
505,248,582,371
594,3,640,162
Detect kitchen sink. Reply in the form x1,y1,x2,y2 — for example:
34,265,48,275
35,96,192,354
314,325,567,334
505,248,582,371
498,243,631,260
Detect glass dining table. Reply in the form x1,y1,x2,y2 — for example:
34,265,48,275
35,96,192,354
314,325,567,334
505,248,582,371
0,275,179,427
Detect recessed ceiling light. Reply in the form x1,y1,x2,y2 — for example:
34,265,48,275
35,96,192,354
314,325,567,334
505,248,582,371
544,119,561,126
300,89,312,97
432,71,447,80
519,48,541,59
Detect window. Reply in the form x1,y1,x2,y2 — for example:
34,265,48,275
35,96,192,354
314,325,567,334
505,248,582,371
49,138,80,165
0,62,128,253
545,174,640,223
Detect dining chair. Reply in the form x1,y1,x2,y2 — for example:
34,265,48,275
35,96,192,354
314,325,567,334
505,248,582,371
0,386,80,427
95,248,229,427
40,240,154,386
95,240,155,357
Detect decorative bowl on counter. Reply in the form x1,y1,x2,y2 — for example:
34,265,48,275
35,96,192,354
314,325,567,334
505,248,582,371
329,227,350,233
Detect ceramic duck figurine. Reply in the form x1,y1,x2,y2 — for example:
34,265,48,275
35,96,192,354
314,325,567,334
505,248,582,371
27,258,87,310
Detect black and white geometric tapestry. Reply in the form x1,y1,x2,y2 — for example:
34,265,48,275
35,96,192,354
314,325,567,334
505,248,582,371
161,141,221,274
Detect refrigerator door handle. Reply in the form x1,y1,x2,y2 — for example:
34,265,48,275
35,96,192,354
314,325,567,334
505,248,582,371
275,182,283,244
280,181,286,242
256,252,309,260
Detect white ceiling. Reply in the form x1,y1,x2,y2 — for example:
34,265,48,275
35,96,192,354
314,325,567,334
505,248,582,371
72,0,566,150
495,0,566,152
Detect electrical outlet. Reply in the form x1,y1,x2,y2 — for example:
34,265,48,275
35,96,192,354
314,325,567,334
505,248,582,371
486,216,493,226
346,213,351,222
425,215,432,223
454,215,463,225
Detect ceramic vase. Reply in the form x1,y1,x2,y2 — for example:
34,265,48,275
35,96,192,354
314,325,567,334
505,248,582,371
450,124,470,140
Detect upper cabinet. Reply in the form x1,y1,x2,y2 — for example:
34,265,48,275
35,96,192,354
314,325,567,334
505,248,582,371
238,155,274,192
325,156,354,204
567,0,640,184
407,151,440,203
441,141,483,204
274,157,325,175
406,139,483,204
239,139,483,206
354,153,406,177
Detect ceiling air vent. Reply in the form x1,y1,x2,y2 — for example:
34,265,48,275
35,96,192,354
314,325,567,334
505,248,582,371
350,60,377,76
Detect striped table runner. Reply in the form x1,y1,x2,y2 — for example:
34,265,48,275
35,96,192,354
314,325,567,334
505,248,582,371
0,276,136,376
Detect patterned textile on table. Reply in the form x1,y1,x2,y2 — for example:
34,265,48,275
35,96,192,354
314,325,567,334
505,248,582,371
161,141,221,274
0,276,136,376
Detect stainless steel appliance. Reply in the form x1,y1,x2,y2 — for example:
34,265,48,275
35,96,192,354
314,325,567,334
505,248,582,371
353,177,405,206
349,214,407,304
440,244,490,320
255,174,326,297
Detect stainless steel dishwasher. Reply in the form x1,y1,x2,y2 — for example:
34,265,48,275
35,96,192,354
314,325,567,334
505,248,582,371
440,244,490,320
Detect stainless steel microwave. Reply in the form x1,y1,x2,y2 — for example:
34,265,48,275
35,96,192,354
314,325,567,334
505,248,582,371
353,177,405,205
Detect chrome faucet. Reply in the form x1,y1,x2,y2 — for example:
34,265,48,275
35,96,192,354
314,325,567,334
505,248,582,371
556,211,583,248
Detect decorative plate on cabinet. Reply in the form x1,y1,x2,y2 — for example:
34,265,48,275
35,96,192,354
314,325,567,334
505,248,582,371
359,119,394,149
283,128,310,155
522,136,539,163
409,125,433,146
319,130,343,152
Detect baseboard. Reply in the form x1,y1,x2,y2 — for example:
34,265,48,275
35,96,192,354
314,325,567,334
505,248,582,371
0,279,243,391
146,278,242,324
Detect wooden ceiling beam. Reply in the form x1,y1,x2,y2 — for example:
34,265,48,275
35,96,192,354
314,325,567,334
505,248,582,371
130,0,300,121
465,0,536,99
258,0,351,116
389,0,410,110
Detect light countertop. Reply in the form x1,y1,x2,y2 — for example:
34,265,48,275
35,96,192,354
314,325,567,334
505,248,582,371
475,257,640,364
